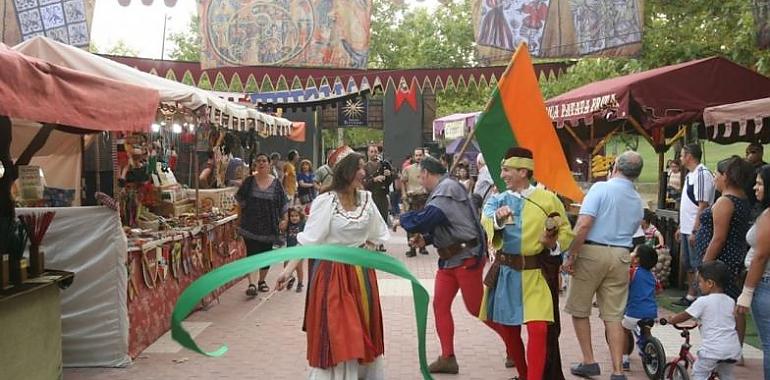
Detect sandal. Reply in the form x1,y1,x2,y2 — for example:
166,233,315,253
257,281,270,292
286,276,296,290
246,284,257,297
295,282,304,293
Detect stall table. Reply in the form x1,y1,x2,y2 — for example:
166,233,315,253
127,214,245,357
0,270,74,380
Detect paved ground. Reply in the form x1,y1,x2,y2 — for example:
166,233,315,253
65,229,764,380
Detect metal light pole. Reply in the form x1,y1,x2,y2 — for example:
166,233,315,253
160,14,171,60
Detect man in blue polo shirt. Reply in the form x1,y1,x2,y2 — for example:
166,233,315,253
563,151,644,380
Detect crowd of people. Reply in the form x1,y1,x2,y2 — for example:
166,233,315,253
228,141,770,380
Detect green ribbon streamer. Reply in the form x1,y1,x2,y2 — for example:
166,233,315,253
171,244,433,380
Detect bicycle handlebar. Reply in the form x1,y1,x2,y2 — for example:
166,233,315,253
659,318,698,330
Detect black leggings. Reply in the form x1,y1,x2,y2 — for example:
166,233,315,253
244,239,273,271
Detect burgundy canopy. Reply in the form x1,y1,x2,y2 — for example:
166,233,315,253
545,57,770,142
0,44,160,133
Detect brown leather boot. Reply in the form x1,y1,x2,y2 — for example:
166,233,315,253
429,355,459,374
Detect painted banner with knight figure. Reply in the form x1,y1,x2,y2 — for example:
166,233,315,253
473,0,643,62
198,0,372,69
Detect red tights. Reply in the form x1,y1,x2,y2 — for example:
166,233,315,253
433,258,516,360
500,322,548,380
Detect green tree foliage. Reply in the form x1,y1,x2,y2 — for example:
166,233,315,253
92,40,139,57
539,58,643,99
369,0,475,69
642,0,770,74
168,15,201,62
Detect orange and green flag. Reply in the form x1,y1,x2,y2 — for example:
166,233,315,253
475,43,584,202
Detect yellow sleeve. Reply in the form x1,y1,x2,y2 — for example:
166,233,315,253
481,214,504,250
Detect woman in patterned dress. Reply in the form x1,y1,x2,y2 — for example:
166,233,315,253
235,152,288,295
695,155,755,345
276,149,390,380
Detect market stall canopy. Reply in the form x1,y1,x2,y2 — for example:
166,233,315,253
433,112,481,140
545,57,770,141
445,137,480,155
703,97,770,144
0,43,159,132
13,37,293,131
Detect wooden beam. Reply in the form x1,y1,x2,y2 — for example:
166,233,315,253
626,117,655,147
666,126,687,149
15,124,55,167
561,123,588,151
592,125,621,156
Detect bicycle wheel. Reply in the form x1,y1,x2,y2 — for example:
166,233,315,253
664,362,689,380
642,337,666,379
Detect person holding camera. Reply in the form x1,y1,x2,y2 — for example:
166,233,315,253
364,144,393,251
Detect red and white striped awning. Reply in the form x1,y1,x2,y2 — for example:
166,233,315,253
703,97,770,143
116,0,178,6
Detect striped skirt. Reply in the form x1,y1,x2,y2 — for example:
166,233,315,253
305,260,384,370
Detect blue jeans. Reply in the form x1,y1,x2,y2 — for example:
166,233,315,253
680,234,700,272
681,234,700,293
389,190,401,216
752,276,770,380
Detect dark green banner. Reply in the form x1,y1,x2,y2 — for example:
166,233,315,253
171,244,433,379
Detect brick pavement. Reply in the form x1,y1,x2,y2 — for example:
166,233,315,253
65,229,764,380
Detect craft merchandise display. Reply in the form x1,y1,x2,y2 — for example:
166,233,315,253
126,213,245,357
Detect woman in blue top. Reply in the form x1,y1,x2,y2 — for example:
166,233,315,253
297,159,317,205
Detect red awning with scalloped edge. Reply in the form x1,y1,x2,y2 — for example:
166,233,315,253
0,44,160,133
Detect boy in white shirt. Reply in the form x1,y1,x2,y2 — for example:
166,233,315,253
665,261,742,380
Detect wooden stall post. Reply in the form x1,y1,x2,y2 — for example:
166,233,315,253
194,124,200,218
0,116,14,219
658,151,666,210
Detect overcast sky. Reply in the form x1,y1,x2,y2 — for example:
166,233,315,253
91,0,439,59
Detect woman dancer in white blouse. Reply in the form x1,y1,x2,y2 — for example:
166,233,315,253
277,147,390,380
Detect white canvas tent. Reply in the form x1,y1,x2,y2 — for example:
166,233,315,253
13,37,292,131
703,97,770,143
11,123,84,204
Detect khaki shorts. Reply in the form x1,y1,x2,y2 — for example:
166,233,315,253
565,244,631,322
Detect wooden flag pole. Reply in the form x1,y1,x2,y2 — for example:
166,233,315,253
448,127,478,176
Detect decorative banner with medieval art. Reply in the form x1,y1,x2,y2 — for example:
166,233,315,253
1,0,94,47
473,0,643,60
198,0,372,69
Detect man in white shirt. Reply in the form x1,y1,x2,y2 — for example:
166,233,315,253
675,143,716,306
